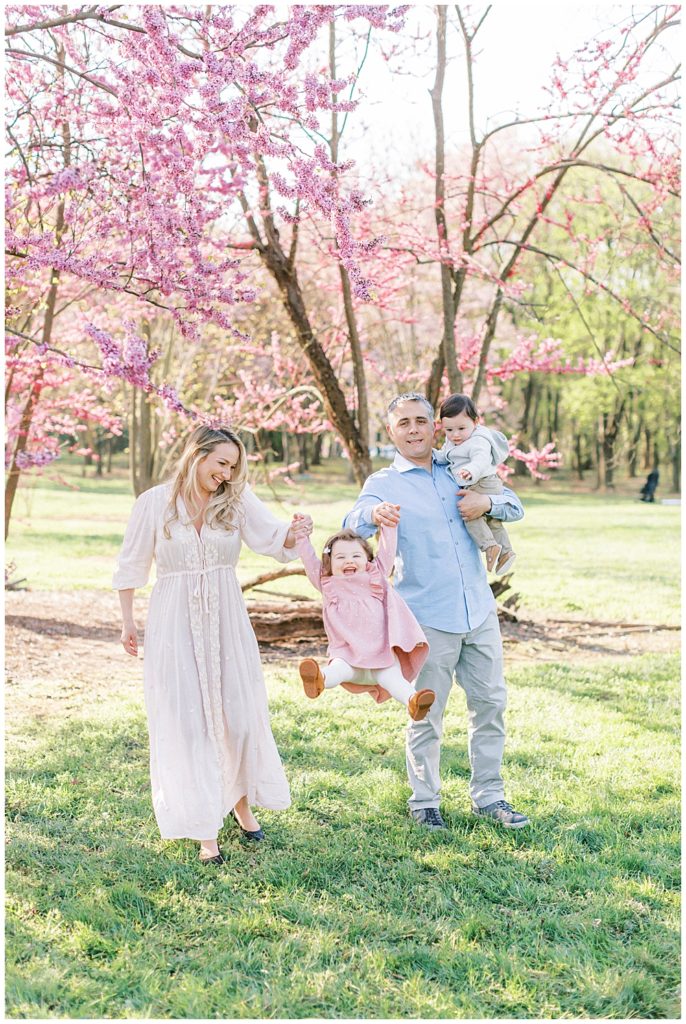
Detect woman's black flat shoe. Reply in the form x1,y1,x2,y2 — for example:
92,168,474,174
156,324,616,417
230,809,265,842
199,851,225,865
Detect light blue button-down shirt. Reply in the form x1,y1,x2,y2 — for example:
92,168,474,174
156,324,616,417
343,451,524,634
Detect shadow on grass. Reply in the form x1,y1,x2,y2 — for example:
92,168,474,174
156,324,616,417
6,614,119,642
510,658,680,737
5,690,681,1020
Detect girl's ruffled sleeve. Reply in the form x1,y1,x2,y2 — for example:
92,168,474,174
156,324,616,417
238,485,298,562
112,488,157,590
295,535,323,593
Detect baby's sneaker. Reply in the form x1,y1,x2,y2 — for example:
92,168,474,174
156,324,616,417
299,658,325,699
485,544,502,572
408,689,435,722
495,550,516,576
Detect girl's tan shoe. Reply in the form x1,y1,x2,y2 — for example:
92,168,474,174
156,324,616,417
299,658,325,699
408,689,435,722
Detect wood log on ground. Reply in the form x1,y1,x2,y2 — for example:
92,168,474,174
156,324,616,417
246,600,326,643
241,566,306,592
244,565,521,641
246,594,519,642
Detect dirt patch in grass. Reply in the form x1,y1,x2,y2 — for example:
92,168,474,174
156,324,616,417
5,589,680,722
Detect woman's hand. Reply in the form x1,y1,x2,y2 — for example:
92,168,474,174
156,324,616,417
371,502,401,528
285,512,313,547
121,620,139,657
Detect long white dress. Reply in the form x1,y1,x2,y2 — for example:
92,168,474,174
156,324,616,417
112,482,294,840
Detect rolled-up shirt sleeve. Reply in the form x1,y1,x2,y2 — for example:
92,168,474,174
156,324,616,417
238,485,299,562
112,488,156,590
488,485,524,523
343,490,380,539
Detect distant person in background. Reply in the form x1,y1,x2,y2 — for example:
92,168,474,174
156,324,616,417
113,425,312,864
640,469,659,502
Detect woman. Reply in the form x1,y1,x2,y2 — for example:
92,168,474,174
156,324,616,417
114,425,311,864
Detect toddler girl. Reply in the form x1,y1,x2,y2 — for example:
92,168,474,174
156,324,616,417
435,392,516,575
290,519,435,721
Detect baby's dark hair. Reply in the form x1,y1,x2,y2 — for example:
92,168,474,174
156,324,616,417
320,528,374,577
439,393,479,421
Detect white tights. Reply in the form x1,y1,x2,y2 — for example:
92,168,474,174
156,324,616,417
323,655,413,706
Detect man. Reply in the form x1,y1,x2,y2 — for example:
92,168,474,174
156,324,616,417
344,392,528,830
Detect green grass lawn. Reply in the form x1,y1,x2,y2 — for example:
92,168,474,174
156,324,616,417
6,458,681,624
5,458,681,1018
5,655,680,1018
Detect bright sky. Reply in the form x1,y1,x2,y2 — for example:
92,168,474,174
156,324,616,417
337,3,679,171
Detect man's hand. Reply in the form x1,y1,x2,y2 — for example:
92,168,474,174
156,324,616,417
456,489,491,521
371,502,401,528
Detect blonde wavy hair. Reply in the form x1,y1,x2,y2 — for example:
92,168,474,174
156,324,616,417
164,425,248,538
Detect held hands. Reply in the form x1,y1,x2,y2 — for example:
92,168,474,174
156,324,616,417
121,621,139,657
371,502,401,528
288,512,314,543
456,489,491,521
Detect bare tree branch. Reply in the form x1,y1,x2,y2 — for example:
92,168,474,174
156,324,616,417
5,6,121,37
5,48,118,96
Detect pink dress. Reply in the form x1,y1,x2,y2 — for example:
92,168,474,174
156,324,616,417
296,527,428,701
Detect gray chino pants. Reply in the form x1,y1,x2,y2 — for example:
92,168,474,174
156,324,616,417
406,609,507,810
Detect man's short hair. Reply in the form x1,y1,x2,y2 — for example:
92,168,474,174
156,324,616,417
386,391,435,420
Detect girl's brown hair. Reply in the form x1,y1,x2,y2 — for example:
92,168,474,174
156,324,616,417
320,528,374,577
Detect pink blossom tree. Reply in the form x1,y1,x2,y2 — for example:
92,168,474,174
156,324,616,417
5,4,680,520
414,4,680,406
5,4,407,499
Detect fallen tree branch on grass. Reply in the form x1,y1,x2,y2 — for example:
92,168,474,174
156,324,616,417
241,566,306,592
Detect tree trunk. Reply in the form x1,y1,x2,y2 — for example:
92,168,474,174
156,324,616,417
471,289,504,406
139,391,153,492
128,381,139,495
297,434,309,472
311,433,323,466
430,5,461,393
627,413,642,478
515,374,535,477
529,380,542,448
426,352,445,412
5,43,70,538
5,365,46,539
330,22,370,455
594,417,603,490
574,434,584,480
552,388,560,435
602,395,627,491
671,430,681,493
238,153,372,486
643,427,652,470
